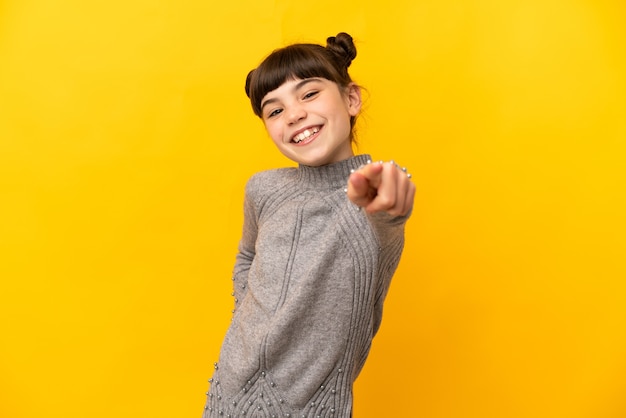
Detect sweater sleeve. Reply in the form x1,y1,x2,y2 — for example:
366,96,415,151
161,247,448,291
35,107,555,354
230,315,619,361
367,210,411,335
232,178,258,303
368,209,411,249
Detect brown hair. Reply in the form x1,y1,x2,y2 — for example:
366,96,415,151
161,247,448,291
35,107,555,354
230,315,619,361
245,32,359,128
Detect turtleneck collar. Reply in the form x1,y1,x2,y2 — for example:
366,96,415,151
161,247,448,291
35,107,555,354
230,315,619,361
296,154,372,190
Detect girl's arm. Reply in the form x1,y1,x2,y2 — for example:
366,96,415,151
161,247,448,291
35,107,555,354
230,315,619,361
232,182,258,303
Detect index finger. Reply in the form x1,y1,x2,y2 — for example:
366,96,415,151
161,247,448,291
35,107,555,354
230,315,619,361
353,161,384,189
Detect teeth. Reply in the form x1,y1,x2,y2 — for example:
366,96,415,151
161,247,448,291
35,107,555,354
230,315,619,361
293,127,319,143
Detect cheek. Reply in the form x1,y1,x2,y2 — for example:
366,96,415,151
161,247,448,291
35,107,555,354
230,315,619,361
264,123,283,144
335,111,353,135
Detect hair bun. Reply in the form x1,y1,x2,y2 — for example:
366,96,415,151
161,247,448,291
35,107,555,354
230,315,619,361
326,32,357,70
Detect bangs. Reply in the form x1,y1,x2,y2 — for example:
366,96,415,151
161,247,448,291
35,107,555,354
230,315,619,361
247,44,342,117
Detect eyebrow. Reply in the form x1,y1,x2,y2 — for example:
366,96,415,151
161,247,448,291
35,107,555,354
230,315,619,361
260,78,322,112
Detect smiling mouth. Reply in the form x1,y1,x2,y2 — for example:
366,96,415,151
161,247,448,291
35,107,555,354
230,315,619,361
292,126,321,143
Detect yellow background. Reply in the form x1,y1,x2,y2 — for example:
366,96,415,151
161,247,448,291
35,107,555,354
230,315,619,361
1,1,625,417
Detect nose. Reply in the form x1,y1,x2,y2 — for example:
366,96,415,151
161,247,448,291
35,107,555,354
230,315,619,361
286,104,306,125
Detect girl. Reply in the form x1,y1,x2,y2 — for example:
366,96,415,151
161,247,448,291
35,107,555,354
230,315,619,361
203,32,415,418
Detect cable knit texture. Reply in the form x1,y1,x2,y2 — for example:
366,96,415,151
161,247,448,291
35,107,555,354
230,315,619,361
203,155,408,418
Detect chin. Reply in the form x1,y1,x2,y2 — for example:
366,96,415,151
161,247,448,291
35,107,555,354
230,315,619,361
285,153,324,167
300,155,334,167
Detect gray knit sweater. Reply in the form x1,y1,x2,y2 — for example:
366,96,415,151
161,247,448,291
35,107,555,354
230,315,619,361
203,155,408,418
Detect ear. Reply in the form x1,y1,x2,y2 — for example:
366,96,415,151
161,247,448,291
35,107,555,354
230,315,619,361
345,83,362,116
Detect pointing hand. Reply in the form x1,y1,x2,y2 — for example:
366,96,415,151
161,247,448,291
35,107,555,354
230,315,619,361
347,161,416,216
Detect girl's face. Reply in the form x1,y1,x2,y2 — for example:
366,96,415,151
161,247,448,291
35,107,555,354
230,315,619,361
260,77,361,167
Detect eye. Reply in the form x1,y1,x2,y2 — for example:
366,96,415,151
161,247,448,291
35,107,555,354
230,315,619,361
267,108,283,118
303,90,319,100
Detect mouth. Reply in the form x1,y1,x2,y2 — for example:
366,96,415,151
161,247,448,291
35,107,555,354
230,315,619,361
291,126,321,144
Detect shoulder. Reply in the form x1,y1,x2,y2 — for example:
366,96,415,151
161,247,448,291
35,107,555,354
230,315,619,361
244,167,298,199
